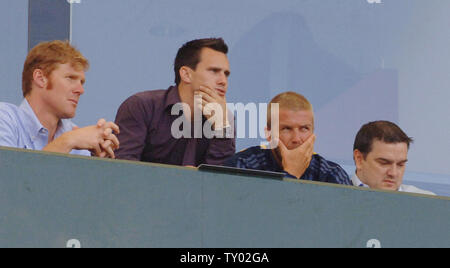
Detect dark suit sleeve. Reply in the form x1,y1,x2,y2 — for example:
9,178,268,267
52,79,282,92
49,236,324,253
114,95,150,161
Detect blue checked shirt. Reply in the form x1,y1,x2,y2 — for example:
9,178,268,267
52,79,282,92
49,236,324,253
224,146,351,185
0,100,90,156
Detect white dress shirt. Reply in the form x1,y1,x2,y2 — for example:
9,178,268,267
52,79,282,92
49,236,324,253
351,173,436,196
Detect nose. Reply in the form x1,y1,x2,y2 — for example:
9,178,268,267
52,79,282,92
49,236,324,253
217,72,228,87
74,82,84,95
290,129,303,145
387,164,399,178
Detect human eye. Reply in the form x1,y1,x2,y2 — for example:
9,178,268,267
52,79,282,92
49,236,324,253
377,159,390,166
398,161,407,168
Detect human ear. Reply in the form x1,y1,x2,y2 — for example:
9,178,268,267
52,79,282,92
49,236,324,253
32,69,47,88
179,66,193,84
354,150,364,171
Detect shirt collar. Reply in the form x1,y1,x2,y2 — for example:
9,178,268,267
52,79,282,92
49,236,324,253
19,99,46,138
165,86,182,110
19,99,71,140
351,173,369,188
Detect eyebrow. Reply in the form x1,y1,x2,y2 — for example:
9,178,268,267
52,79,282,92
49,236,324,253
376,158,408,164
67,73,86,85
208,67,231,77
279,123,312,128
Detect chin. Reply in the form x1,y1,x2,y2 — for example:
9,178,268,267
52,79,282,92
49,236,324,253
380,184,399,191
62,111,76,119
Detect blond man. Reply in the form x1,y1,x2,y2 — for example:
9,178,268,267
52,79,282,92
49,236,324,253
224,92,350,184
0,40,119,158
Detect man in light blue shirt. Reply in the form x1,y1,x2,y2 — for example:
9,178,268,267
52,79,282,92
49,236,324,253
0,40,119,157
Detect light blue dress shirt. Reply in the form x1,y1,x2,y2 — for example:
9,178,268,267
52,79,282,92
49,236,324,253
0,99,90,156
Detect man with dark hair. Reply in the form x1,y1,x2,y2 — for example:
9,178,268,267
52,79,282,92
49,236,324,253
352,120,435,195
114,38,235,166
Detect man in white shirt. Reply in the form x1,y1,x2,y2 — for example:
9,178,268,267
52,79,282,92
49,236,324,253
352,121,435,195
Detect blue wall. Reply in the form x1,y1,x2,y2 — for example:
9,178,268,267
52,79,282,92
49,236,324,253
0,0,28,104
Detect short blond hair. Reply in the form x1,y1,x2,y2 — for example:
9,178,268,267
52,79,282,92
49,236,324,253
22,40,89,97
267,91,313,128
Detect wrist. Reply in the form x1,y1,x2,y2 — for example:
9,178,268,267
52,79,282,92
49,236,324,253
283,163,304,179
43,132,74,154
212,110,230,131
59,132,77,151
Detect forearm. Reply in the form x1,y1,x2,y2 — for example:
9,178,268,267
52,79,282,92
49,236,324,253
42,132,75,154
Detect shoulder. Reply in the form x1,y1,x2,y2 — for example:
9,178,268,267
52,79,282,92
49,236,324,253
400,184,436,196
309,154,351,184
116,89,169,120
120,89,167,107
224,146,270,167
0,102,22,147
133,89,168,102
310,154,346,171
0,102,21,124
0,102,19,114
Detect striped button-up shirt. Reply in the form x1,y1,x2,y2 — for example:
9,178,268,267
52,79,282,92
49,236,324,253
224,146,351,185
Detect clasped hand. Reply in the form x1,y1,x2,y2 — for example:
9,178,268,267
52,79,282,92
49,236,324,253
71,119,120,158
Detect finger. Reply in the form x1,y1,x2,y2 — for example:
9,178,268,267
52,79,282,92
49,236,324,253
305,138,315,159
104,122,120,134
300,134,316,150
97,118,106,128
307,135,316,153
104,145,115,159
198,85,214,94
200,92,216,104
93,143,102,157
105,134,120,149
103,128,113,138
198,86,219,99
100,139,115,159
202,85,227,101
101,139,112,150
277,139,288,154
